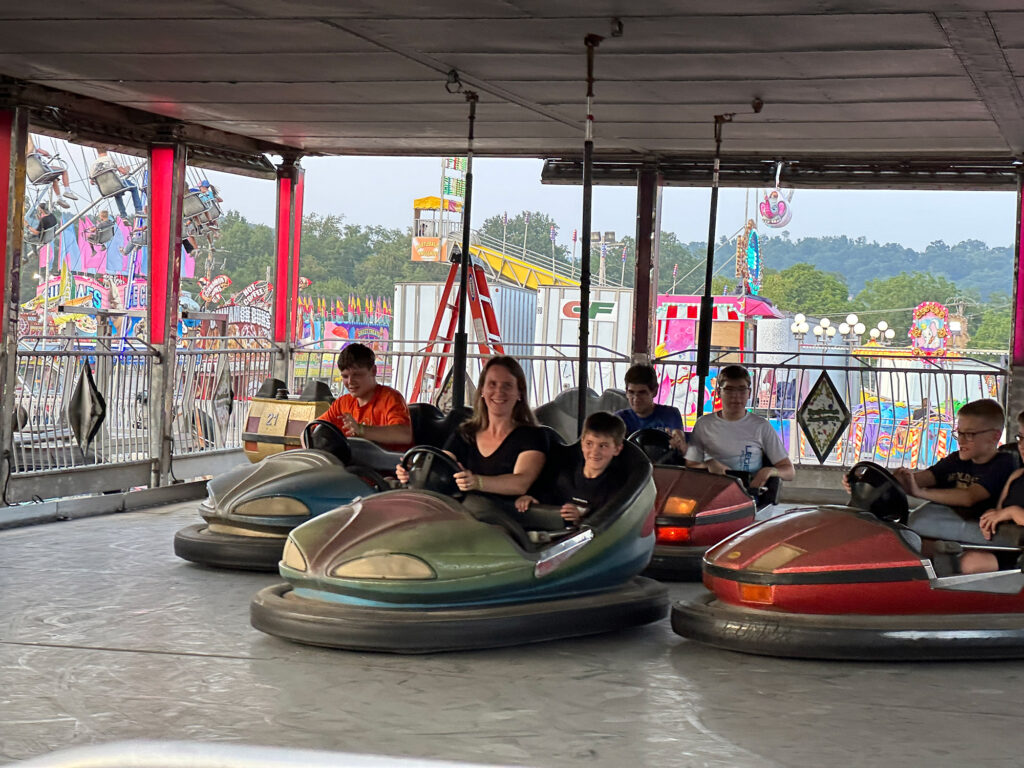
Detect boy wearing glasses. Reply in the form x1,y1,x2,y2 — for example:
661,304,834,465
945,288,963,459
895,399,1012,518
684,364,795,492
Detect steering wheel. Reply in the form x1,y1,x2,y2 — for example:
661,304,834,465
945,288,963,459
628,428,679,465
301,419,352,465
846,461,909,523
401,446,462,496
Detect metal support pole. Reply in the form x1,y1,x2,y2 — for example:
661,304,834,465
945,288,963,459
696,114,732,415
0,108,27,500
272,159,297,382
147,142,187,487
452,91,478,411
288,165,305,346
578,34,602,435
632,167,661,359
1008,173,1024,428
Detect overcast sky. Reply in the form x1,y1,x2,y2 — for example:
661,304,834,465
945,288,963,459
206,155,1018,253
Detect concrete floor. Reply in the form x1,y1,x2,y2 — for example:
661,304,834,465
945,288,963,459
4,504,1024,767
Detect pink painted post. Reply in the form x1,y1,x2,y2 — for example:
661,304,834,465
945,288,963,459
288,166,305,343
273,169,293,343
1013,175,1024,367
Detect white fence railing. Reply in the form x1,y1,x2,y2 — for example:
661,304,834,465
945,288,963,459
1,337,1009,505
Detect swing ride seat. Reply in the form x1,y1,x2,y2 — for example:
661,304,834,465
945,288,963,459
86,221,116,246
199,198,222,223
26,153,65,186
91,167,130,198
182,191,210,219
25,223,57,247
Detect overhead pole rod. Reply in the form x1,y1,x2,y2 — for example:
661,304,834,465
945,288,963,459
451,89,478,411
695,113,733,416
578,33,603,435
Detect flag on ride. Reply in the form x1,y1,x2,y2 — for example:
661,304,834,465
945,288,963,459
572,229,577,243
502,211,508,227
524,211,530,224
550,225,557,242
600,242,607,258
621,244,628,262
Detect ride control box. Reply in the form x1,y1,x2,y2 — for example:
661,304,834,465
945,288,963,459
242,379,334,462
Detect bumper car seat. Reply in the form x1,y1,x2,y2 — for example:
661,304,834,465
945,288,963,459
536,387,630,444
408,403,471,448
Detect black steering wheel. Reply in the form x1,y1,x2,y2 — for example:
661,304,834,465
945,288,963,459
401,445,462,496
628,428,680,465
846,461,909,523
301,419,352,465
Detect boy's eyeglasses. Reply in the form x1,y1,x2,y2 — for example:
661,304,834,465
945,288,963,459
955,428,999,441
719,386,750,394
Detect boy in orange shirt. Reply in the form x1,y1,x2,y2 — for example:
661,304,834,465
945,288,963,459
320,343,413,452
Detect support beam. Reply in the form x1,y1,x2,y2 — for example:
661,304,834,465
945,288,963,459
938,14,1024,158
632,167,661,359
147,142,187,486
1008,174,1024,428
289,165,305,344
272,162,297,381
0,107,27,501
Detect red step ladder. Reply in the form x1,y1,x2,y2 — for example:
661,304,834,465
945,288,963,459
411,254,504,403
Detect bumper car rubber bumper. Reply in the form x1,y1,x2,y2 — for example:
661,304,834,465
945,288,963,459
672,592,1024,661
646,544,707,578
173,523,285,572
251,576,669,653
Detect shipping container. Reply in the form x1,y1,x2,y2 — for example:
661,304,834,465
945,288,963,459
391,279,538,403
532,286,634,403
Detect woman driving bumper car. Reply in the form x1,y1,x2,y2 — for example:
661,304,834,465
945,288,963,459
251,357,669,652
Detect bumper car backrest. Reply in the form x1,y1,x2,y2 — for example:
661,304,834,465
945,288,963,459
255,378,288,400
999,441,1022,470
409,403,472,448
525,427,564,498
535,387,604,443
299,380,334,402
348,438,403,473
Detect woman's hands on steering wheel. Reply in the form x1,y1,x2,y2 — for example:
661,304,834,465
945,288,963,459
454,467,481,492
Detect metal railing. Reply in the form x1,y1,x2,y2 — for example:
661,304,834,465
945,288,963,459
2,333,1009,505
14,336,155,473
171,339,277,453
653,348,1007,470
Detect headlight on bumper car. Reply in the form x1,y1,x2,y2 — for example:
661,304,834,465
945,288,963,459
663,496,696,516
330,554,436,580
234,497,311,518
282,537,308,572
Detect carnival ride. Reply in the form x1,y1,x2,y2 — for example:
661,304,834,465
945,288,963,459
175,375,471,571
672,460,1024,661
250,438,667,652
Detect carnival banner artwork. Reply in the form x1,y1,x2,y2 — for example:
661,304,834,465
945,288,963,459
908,301,950,357
734,219,762,295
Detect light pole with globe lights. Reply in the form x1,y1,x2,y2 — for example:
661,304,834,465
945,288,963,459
790,313,810,343
869,320,897,346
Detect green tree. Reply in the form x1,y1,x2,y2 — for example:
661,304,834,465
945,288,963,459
760,263,850,315
970,295,1012,351
852,272,963,337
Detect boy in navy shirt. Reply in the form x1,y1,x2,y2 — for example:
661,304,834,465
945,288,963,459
615,363,686,455
515,412,626,525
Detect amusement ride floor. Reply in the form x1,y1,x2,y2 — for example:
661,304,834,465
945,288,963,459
2,503,1024,767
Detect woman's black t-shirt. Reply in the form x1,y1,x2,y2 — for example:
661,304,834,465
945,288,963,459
443,425,548,499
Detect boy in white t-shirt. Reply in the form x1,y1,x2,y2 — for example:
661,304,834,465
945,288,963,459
685,365,795,493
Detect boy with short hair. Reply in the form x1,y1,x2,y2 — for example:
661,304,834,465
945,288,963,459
515,411,627,525
320,342,413,452
616,363,686,453
897,399,1015,542
685,364,795,490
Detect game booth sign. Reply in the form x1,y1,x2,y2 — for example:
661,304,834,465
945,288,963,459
654,294,784,422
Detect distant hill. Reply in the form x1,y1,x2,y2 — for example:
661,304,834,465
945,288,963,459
688,234,1013,300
